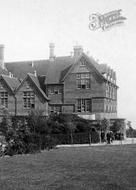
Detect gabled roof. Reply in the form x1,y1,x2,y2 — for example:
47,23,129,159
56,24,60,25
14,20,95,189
61,53,105,82
5,53,117,86
5,61,36,79
16,73,49,101
0,74,20,93
5,56,75,84
28,73,49,101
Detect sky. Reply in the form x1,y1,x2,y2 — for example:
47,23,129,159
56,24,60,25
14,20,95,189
0,0,135,127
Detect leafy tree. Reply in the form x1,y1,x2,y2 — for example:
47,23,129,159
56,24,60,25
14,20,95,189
0,108,11,137
101,118,110,132
110,120,124,134
2,117,33,155
126,121,136,137
67,120,76,144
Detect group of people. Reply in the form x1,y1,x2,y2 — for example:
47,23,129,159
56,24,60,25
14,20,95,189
106,131,114,144
101,131,114,144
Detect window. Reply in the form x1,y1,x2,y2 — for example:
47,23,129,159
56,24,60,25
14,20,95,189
86,99,91,112
77,99,92,112
54,90,59,94
0,91,8,108
76,73,91,89
80,58,87,67
49,87,62,94
106,83,109,97
49,87,54,94
23,91,35,108
80,60,86,66
50,105,62,113
109,85,112,98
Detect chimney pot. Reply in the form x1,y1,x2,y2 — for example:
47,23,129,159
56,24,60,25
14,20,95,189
34,70,37,77
73,45,83,57
49,43,55,61
0,44,4,70
9,72,13,78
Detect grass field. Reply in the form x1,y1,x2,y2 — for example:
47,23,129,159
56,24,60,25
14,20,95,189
0,145,136,190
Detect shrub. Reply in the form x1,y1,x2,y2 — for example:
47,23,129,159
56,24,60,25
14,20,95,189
41,135,58,150
90,128,100,143
25,143,40,154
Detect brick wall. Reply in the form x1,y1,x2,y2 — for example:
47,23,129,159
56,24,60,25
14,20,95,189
47,84,63,104
64,73,105,111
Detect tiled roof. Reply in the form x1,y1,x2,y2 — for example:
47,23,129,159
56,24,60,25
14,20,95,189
1,74,20,92
5,61,36,79
5,54,116,85
5,56,75,84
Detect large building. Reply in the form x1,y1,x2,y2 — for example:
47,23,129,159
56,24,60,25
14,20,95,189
0,44,118,120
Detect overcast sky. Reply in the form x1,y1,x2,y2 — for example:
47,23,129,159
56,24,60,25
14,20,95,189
0,0,135,127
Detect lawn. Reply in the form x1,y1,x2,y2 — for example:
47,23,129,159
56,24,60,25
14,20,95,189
0,145,136,190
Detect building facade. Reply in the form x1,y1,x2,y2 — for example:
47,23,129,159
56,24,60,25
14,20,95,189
0,73,49,116
0,44,118,120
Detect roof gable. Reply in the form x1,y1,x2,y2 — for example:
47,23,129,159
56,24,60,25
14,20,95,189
71,62,90,73
16,73,49,101
61,53,105,82
0,75,20,94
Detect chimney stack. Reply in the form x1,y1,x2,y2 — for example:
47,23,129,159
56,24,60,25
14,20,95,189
0,44,4,70
73,45,83,57
9,72,13,78
49,43,55,61
34,70,37,77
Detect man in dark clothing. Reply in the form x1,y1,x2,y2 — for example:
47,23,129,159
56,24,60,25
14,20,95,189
106,132,111,144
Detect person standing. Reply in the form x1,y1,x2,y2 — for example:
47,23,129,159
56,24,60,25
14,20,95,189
106,132,111,144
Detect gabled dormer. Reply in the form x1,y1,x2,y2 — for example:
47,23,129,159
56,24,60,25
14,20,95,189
15,73,49,116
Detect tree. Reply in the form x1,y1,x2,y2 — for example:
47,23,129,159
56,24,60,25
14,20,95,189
65,115,77,144
2,116,33,155
96,118,110,143
0,108,11,138
101,118,110,132
126,121,136,137
110,120,124,134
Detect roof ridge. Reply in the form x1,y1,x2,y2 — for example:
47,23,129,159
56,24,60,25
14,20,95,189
5,55,74,64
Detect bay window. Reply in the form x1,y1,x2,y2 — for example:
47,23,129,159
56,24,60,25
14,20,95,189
77,99,92,112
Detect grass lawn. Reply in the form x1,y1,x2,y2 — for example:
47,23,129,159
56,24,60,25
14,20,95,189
0,145,136,190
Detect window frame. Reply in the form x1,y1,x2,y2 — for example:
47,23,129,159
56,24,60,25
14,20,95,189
50,105,62,113
77,99,92,113
23,91,35,109
0,91,8,108
76,73,91,89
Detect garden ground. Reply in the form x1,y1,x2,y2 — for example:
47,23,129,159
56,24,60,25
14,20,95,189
0,144,136,190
